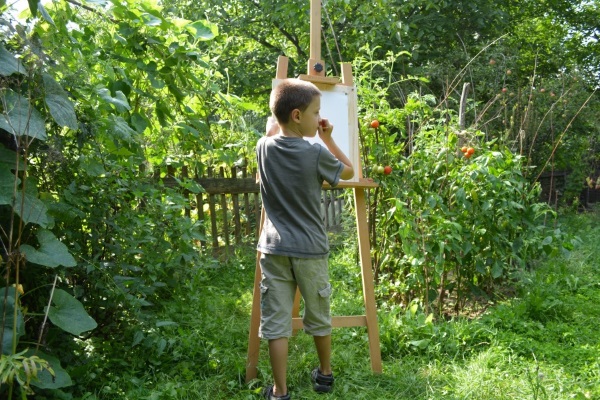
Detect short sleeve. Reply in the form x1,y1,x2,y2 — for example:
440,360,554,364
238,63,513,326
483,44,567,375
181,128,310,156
315,144,343,187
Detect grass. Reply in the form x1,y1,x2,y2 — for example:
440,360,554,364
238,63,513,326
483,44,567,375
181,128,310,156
60,207,600,400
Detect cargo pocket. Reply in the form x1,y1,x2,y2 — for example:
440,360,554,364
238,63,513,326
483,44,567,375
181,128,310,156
260,283,270,314
318,283,332,315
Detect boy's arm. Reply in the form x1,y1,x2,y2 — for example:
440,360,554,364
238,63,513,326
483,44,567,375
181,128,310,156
266,116,280,137
256,117,279,184
319,119,354,181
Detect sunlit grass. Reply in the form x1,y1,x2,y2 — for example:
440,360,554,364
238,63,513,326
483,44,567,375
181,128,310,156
67,207,600,400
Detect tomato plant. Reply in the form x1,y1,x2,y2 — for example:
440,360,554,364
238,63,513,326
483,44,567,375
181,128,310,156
355,78,564,316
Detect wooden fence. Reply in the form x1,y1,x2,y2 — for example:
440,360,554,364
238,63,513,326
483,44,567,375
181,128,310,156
537,169,600,208
537,170,568,206
160,165,345,255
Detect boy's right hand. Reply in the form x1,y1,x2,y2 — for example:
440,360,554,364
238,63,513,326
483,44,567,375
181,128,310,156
266,116,280,137
318,118,333,141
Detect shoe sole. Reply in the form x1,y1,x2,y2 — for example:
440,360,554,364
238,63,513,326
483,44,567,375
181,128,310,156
313,383,333,393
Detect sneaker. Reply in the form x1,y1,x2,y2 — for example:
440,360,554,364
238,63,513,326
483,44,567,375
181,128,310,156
263,384,291,400
311,367,334,393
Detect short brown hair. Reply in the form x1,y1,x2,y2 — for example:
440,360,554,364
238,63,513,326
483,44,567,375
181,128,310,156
270,79,321,124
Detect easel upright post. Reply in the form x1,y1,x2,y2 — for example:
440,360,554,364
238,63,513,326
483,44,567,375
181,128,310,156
309,0,321,61
308,0,325,77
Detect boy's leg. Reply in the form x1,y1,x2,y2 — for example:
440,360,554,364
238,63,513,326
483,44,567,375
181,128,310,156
313,334,332,375
292,256,332,338
259,254,296,397
268,337,289,397
292,257,335,392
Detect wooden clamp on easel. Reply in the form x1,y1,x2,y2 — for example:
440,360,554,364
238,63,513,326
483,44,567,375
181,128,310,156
246,0,382,383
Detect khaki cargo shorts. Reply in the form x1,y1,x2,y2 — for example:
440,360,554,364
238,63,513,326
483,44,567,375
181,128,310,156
258,253,332,340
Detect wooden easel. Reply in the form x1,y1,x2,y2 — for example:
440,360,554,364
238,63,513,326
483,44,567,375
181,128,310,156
245,0,382,383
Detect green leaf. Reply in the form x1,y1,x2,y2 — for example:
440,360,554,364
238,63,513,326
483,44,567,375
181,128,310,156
20,229,76,268
509,201,525,210
27,0,38,16
43,74,78,129
168,82,185,101
38,2,55,26
156,320,178,327
0,46,25,76
455,187,466,204
141,13,162,26
0,164,18,204
491,262,503,279
27,350,73,389
10,182,52,227
108,115,137,143
462,240,472,256
0,146,27,172
131,112,149,133
103,139,135,156
427,195,436,208
97,88,131,112
185,20,218,41
409,339,430,349
80,158,106,177
173,176,204,194
155,101,172,127
47,289,97,336
0,90,47,140
512,237,523,253
0,287,25,355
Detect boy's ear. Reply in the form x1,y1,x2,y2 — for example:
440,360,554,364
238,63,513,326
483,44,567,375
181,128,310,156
290,108,301,123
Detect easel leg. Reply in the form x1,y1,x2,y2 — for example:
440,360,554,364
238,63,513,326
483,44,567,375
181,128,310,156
292,288,301,335
245,253,262,382
354,188,383,373
246,209,265,383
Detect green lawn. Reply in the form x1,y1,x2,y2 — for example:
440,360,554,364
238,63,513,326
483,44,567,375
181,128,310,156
68,208,600,400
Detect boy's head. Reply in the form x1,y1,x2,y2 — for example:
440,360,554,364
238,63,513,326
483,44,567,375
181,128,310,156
270,79,321,125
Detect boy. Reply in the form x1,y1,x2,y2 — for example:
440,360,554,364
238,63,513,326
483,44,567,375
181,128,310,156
256,78,354,400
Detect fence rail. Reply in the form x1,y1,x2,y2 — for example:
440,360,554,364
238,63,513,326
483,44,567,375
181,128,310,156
160,165,345,256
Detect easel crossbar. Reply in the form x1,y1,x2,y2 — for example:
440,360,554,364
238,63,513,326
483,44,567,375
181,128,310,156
293,315,367,329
